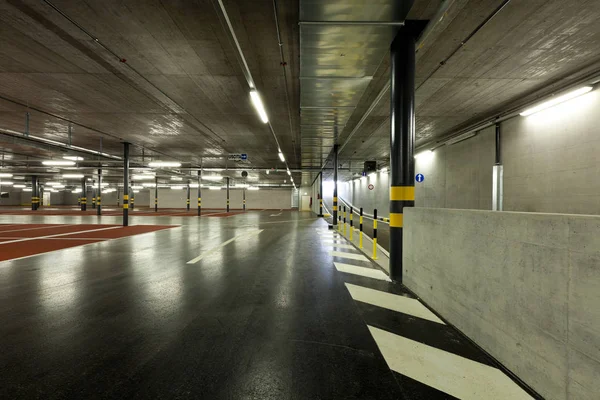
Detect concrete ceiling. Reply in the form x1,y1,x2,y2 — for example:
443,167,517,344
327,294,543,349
1,0,599,188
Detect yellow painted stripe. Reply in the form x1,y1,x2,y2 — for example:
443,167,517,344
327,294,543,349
360,216,363,223
390,186,415,201
333,206,338,211
374,220,378,229
123,204,129,209
333,197,338,202
390,213,404,228
123,195,129,200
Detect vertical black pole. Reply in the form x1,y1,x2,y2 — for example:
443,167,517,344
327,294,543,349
243,187,246,211
130,182,134,211
226,177,230,212
197,170,201,216
333,145,338,227
186,181,191,211
389,29,416,282
123,142,130,226
155,177,158,212
97,169,102,216
318,172,323,217
81,178,87,211
31,175,38,210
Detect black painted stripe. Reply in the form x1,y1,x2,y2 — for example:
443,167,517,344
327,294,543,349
392,371,459,400
355,302,496,367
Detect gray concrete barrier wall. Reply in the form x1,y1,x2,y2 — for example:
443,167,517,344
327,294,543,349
403,207,600,400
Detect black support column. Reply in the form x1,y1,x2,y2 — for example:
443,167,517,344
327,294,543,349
186,181,191,211
123,142,130,226
226,177,230,212
197,170,201,216
318,171,324,217
31,175,38,210
389,28,417,282
97,169,102,216
243,187,246,211
333,144,338,227
81,178,87,211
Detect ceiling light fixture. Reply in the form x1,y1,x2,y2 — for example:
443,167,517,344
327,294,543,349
42,160,75,166
203,175,223,181
209,186,222,190
131,185,144,190
148,161,182,168
278,151,285,162
62,174,84,179
250,90,269,123
170,176,183,181
286,169,291,176
63,156,84,161
0,173,13,178
248,186,259,191
520,86,593,116
0,181,14,185
170,186,184,190
132,175,155,180
142,183,156,188
13,184,26,188
23,188,32,192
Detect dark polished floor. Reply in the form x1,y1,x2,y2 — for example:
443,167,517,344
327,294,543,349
0,211,402,399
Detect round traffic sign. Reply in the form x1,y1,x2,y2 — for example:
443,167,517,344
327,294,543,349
368,184,374,190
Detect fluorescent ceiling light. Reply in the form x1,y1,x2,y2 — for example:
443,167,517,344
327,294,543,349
204,168,224,172
132,174,155,180
100,182,110,186
278,152,285,162
148,161,181,168
250,90,269,123
203,175,223,181
71,190,82,193
266,170,270,175
142,183,156,188
62,174,84,179
0,181,13,185
131,185,144,190
248,186,259,191
286,169,291,176
446,131,476,146
45,182,62,186
414,150,433,160
238,183,249,188
209,186,222,190
189,183,199,188
43,160,75,166
23,188,32,192
520,86,593,116
63,156,84,161
133,190,140,194
13,176,25,180
170,186,184,190
170,176,183,181
53,185,65,189
13,184,26,188
0,173,13,178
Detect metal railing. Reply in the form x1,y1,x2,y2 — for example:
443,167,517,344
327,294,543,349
337,196,390,224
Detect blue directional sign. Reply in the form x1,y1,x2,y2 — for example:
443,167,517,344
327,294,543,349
416,173,425,183
241,153,248,160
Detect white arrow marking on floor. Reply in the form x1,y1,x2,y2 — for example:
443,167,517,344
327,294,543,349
270,212,282,217
186,229,264,264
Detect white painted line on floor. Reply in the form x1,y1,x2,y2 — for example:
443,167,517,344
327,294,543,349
322,243,355,250
345,283,444,324
270,212,282,217
187,229,264,264
0,226,121,246
330,251,369,261
368,326,533,400
335,262,391,281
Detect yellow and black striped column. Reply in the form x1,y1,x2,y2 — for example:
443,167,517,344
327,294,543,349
97,168,102,216
332,144,338,228
31,175,38,210
243,188,246,211
359,207,363,248
186,182,191,211
123,142,130,226
197,169,201,216
81,178,87,211
373,209,378,260
155,177,158,212
389,27,416,282
318,172,324,217
226,177,230,212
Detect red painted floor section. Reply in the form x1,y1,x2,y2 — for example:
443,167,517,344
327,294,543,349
0,224,177,262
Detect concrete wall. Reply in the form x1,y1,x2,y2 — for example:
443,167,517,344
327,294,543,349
403,207,600,400
335,87,600,217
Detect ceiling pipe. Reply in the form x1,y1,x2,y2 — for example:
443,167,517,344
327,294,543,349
299,21,405,26
272,0,298,166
